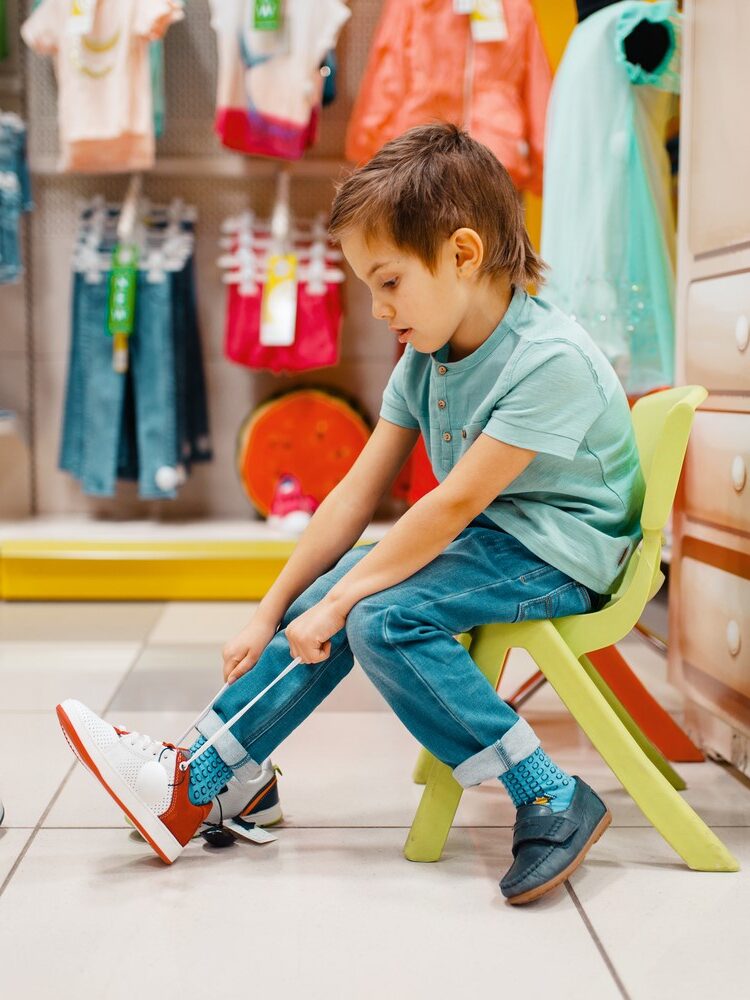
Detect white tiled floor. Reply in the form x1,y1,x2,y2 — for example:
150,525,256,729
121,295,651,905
0,600,747,1000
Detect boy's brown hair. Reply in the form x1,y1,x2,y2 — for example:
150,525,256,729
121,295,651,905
329,122,546,288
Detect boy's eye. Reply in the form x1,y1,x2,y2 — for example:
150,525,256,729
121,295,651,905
382,278,399,289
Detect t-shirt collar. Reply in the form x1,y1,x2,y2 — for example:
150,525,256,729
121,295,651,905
432,285,527,371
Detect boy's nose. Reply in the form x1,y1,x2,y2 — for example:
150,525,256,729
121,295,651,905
371,297,392,322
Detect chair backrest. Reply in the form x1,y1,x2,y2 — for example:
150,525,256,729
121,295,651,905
631,385,708,534
556,385,708,653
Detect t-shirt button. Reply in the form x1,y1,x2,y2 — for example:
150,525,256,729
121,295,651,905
437,399,446,409
461,429,467,438
443,431,452,442
438,365,447,375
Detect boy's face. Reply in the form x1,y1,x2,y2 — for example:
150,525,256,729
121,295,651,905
340,228,473,355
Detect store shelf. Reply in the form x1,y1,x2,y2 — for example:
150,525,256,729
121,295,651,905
0,520,392,601
29,156,350,179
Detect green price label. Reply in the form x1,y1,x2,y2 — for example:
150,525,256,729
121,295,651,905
254,0,282,31
107,244,138,337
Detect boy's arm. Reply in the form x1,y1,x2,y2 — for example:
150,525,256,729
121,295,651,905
324,431,537,617
253,418,420,629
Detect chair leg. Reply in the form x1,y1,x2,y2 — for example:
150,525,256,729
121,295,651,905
404,757,464,862
411,633,475,785
405,630,513,862
587,646,704,762
412,747,436,785
529,626,739,872
579,655,686,791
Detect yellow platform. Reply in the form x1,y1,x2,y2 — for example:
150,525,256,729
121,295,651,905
0,539,301,601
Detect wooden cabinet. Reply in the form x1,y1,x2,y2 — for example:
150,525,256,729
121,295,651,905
669,0,750,774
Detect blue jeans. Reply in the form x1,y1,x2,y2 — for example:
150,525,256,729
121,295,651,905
197,519,601,788
59,253,211,498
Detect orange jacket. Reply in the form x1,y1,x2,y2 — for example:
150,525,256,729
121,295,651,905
346,0,551,195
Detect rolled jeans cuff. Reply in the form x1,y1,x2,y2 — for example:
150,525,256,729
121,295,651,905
196,709,262,783
451,719,540,788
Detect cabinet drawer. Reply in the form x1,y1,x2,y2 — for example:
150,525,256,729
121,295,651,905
683,411,750,534
680,558,750,699
685,273,750,393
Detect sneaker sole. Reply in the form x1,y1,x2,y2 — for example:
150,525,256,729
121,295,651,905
57,702,183,865
506,809,612,906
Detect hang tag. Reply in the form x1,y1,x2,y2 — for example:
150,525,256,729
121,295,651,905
454,0,475,13
260,254,297,347
253,0,283,31
108,244,138,337
470,0,508,42
225,818,278,844
68,0,96,37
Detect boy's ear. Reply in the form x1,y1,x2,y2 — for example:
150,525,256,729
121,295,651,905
450,228,484,277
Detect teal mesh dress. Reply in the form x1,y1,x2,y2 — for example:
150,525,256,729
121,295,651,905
541,1,680,394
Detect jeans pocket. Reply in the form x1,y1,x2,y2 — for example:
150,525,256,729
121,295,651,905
514,580,591,623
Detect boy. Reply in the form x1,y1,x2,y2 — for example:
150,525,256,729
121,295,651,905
57,123,644,905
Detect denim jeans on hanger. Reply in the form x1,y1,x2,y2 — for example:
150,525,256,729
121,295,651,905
196,518,604,786
61,269,181,499
172,255,211,467
128,272,180,499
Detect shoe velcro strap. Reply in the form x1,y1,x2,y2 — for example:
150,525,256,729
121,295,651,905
512,815,579,856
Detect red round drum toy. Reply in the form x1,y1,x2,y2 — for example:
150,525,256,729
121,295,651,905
236,388,371,517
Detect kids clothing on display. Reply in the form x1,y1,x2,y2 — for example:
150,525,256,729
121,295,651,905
541,0,680,394
60,202,211,499
209,0,350,159
381,287,645,596
0,113,32,284
225,278,342,374
345,0,551,194
22,0,183,172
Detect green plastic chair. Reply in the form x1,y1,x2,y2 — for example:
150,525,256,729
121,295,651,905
404,385,740,873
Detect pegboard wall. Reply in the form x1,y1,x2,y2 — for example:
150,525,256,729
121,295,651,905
12,0,403,520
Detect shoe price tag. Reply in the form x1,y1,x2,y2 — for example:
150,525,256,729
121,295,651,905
454,0,475,13
253,0,283,31
67,0,96,37
470,0,508,42
225,819,278,844
260,254,298,347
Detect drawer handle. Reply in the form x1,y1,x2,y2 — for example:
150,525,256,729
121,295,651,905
737,315,750,353
731,455,747,493
726,620,741,658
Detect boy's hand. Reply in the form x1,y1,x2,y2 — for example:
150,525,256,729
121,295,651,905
285,598,347,665
222,616,279,684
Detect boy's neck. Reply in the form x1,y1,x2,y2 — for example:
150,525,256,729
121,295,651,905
446,278,514,362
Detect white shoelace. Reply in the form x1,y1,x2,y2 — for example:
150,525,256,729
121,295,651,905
121,732,171,757
176,657,303,772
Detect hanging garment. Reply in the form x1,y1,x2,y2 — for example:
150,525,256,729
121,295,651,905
345,0,551,194
541,0,680,394
210,0,350,160
0,113,32,284
224,277,342,374
22,0,183,173
60,200,211,499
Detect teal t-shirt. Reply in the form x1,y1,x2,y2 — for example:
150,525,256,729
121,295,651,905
380,287,645,594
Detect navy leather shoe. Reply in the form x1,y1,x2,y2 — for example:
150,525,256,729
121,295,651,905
500,777,611,905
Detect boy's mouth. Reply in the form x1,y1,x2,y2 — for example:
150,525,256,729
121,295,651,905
394,327,413,343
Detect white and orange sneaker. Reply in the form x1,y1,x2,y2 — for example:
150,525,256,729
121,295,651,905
57,699,211,864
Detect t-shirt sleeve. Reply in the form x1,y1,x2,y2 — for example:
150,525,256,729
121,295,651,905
21,0,62,55
484,342,608,460
134,0,185,41
379,353,420,430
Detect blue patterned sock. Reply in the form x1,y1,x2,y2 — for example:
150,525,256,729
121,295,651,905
499,748,576,813
187,735,233,806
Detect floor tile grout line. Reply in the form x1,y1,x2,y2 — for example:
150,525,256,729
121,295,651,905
564,879,631,1000
0,616,164,902
565,882,631,1000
